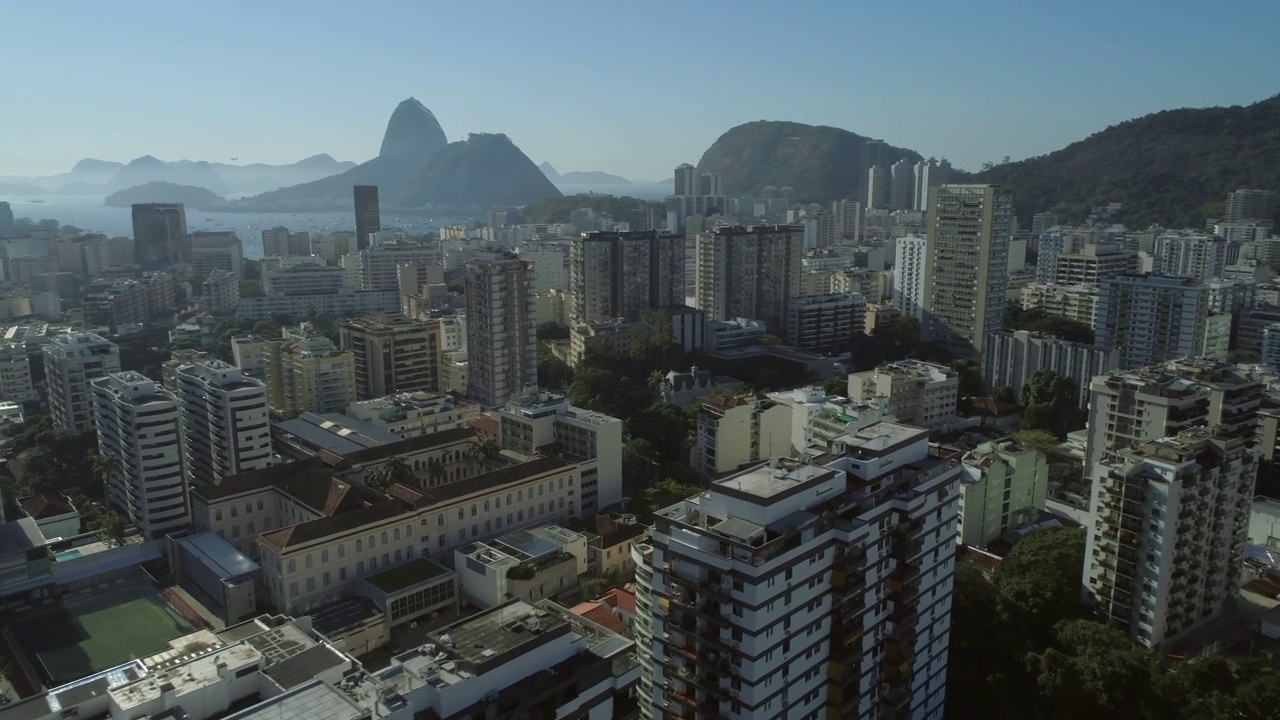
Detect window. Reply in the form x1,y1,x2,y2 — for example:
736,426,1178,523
306,554,313,568
369,535,376,548
395,549,402,563
471,504,477,517
287,559,296,573
338,545,345,559
484,500,490,512
245,502,252,515
438,534,445,548
438,514,445,527
382,553,390,566
356,540,363,552
339,567,347,581
507,513,513,525
559,478,564,490
381,531,388,544
538,485,544,496
471,525,478,538
370,557,378,570
494,497,501,509
231,506,238,517
306,577,316,592
216,509,223,521
539,503,545,515
247,521,255,534
394,528,400,541
357,560,365,575
257,499,264,511
507,493,512,505
458,509,465,520
289,582,298,598
518,510,524,522
322,572,331,587
321,549,329,563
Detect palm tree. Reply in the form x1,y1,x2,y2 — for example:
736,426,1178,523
365,467,388,491
426,458,447,487
382,456,412,487
648,369,667,392
92,453,122,492
467,436,500,469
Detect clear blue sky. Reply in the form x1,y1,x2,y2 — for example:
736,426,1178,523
3,0,1278,180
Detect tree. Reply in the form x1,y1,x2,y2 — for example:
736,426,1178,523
467,435,501,468
1013,429,1063,460
993,385,1018,404
568,367,650,419
993,526,1086,631
380,456,413,487
822,376,848,397
628,477,705,522
95,511,127,544
537,321,570,341
365,467,388,491
426,458,447,487
1020,370,1085,438
951,358,984,398
648,369,667,392
538,356,573,391
92,453,122,496
629,402,691,464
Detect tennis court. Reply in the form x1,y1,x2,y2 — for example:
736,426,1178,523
12,570,195,685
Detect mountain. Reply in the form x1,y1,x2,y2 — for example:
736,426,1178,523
106,156,233,195
209,154,357,194
539,162,561,182
558,171,631,185
969,94,1280,226
696,120,922,202
396,133,563,207
103,182,229,210
240,100,560,210
68,158,126,183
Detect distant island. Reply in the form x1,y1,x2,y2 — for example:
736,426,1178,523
103,181,230,211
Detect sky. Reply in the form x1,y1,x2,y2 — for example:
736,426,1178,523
3,0,1279,180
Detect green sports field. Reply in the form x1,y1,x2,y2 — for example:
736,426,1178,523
13,585,194,685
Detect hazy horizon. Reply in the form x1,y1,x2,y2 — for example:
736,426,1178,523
4,0,1278,180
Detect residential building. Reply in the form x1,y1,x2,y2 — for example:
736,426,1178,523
889,158,915,211
261,226,312,257
204,268,240,315
891,234,927,322
1084,429,1256,648
1052,242,1138,285
694,394,791,477
569,230,684,323
346,242,438,292
785,292,866,352
866,164,888,208
81,273,175,329
131,203,187,268
237,289,400,321
0,346,37,403
260,261,347,296
914,157,953,212
1155,231,1229,282
340,315,439,400
16,492,79,541
1082,359,1265,471
353,185,380,251
1205,276,1258,314
455,523,589,607
636,422,960,720
1226,188,1276,224
93,371,188,537
345,391,480,439
1095,274,1208,369
263,326,357,416
957,439,1048,547
695,225,803,334
922,185,1012,355
465,252,537,408
517,240,570,294
766,386,894,454
848,359,959,430
863,303,904,335
230,335,268,380
983,329,1120,408
44,332,121,431
1235,305,1280,361
1020,283,1100,328
832,199,865,243
178,359,271,490
1261,323,1280,372
189,232,245,278
0,201,12,236
658,366,744,406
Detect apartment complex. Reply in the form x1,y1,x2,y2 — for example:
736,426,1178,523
891,235,927,322
848,359,958,430
93,371,188,537
0,346,37,403
82,273,175,329
1051,242,1138,285
465,252,537,408
921,185,1012,355
1095,274,1208,369
569,230,685,323
785,292,866,353
347,242,438,292
1020,283,1100,328
983,329,1120,409
695,225,803,334
1155,231,1229,282
44,332,121,431
694,394,791,477
956,439,1048,547
1085,429,1256,648
177,359,271,490
635,422,959,720
340,315,439,400
345,391,480,438
263,326,357,416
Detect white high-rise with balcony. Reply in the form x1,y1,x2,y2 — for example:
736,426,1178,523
177,359,271,490
892,235,927,322
45,332,121,431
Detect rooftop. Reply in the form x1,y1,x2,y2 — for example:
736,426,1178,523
340,426,477,465
18,492,76,520
717,461,835,501
364,558,451,594
222,680,365,720
420,455,573,504
428,599,569,672
260,501,407,551
275,412,401,455
194,457,384,518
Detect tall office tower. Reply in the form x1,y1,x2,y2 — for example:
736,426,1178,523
131,203,187,268
914,158,953,212
353,185,380,251
339,315,439,400
569,231,685,323
889,158,915,211
892,235,928,322
1081,358,1262,471
699,171,722,197
983,329,1120,409
1095,274,1207,369
635,422,960,720
866,165,889,208
1226,188,1277,224
1031,211,1059,237
1084,428,1256,648
695,225,803,333
465,252,537,408
673,163,698,197
832,199,864,244
44,332,121,431
93,371,188,538
1155,231,1229,281
176,359,271,490
0,201,14,236
921,184,1012,355
263,326,357,416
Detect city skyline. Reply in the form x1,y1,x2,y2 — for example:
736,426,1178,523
4,1,1278,180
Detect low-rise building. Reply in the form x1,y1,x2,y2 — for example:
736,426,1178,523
956,439,1049,547
17,492,80,541
658,366,744,406
454,523,589,607
694,393,791,477
848,359,958,430
344,391,480,439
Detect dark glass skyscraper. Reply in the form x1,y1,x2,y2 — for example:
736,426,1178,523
131,203,188,268
353,185,380,251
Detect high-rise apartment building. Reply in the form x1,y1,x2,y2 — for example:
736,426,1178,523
832,199,865,244
1226,188,1276,224
1155,231,1229,282
1020,283,1100,328
914,158,953,212
699,171,722,196
635,421,959,720
866,165,889,208
177,359,271,489
569,231,685,323
1084,429,1256,648
1082,359,1263,471
94,371,188,538
203,269,239,315
892,235,927,322
1052,242,1138,285
785,292,866,352
1095,274,1207,369
45,332,121,431
466,252,537,408
0,201,14,236
131,203,187,268
189,231,245,278
0,346,37,404
346,242,439,292
261,226,312,257
263,326,357,416
889,158,915,211
983,329,1120,409
694,225,803,333
1030,211,1059,237
673,163,698,197
518,240,570,294
339,315,439,400
921,184,1012,355
848,359,959,430
353,185,380,251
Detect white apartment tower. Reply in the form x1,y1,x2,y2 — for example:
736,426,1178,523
889,158,915,211
635,422,960,720
866,165,889,209
1155,232,1229,282
892,235,927,322
913,158,952,212
177,359,271,490
983,329,1120,409
921,185,1012,356
1095,274,1207,369
466,252,537,408
1085,429,1256,648
570,230,685,323
45,332,122,432
94,371,188,537
695,225,803,334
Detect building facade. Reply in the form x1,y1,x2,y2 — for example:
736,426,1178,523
957,439,1048,547
44,332,121,432
848,359,958,430
569,231,685,323
178,359,272,490
340,316,438,400
695,225,803,334
785,292,866,352
983,329,1120,408
1095,274,1207,369
465,253,537,408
